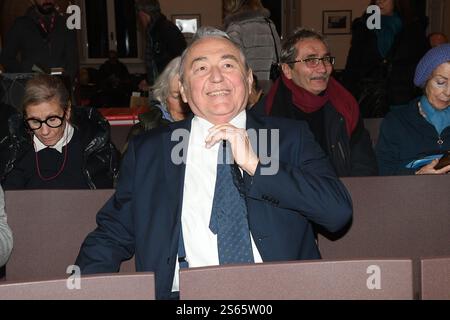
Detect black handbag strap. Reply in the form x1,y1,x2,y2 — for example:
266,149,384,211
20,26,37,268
265,18,279,63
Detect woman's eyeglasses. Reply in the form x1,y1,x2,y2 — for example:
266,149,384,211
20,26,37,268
25,112,66,130
287,56,336,68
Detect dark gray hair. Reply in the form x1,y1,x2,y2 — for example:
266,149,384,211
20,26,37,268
151,56,181,109
134,0,161,20
178,26,250,83
280,27,329,69
134,0,160,13
22,74,70,115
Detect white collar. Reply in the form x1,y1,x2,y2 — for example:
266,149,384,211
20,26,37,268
33,123,74,153
193,110,247,136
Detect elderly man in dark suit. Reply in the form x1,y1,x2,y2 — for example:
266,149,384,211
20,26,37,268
76,27,352,300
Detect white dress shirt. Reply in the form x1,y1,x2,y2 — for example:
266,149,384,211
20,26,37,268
33,122,74,153
172,111,262,292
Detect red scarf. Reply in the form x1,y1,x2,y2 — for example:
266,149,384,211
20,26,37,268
265,74,359,136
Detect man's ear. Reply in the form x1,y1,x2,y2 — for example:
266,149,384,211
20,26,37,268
179,80,188,103
281,63,293,80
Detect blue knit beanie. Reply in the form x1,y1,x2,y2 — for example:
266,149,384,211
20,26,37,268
414,43,450,88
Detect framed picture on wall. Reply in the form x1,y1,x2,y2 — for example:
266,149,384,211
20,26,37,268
171,14,201,38
322,10,352,35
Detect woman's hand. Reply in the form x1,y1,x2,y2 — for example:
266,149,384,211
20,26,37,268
415,159,450,175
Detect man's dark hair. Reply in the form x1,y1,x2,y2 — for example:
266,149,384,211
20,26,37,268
280,27,329,69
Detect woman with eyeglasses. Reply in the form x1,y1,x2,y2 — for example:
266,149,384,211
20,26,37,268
252,27,378,177
376,44,450,175
342,0,428,117
0,74,120,190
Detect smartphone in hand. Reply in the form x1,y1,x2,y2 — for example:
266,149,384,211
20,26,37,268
435,151,450,170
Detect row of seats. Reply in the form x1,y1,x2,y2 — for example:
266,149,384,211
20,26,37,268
0,257,448,299
2,174,449,299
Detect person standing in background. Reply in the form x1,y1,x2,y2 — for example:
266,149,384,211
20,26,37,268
135,0,186,91
223,0,280,81
0,0,78,81
342,0,428,117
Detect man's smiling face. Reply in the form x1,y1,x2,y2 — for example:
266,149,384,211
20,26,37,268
180,37,253,125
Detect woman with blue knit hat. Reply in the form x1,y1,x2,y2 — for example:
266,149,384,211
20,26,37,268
376,43,450,175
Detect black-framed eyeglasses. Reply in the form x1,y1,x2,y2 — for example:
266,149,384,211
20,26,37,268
25,112,66,131
287,56,336,68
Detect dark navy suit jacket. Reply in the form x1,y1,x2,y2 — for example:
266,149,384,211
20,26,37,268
76,111,352,299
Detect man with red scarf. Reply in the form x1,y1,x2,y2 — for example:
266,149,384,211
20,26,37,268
0,0,78,81
253,28,377,177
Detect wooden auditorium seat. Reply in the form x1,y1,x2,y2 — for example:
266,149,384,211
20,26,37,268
4,189,135,282
179,259,413,300
420,257,450,300
318,175,450,297
0,272,155,300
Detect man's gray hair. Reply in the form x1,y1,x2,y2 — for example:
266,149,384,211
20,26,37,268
179,26,249,83
280,27,329,69
151,56,181,111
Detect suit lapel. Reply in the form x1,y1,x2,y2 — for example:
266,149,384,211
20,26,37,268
162,116,193,228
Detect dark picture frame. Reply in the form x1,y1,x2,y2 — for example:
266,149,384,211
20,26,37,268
322,10,352,35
